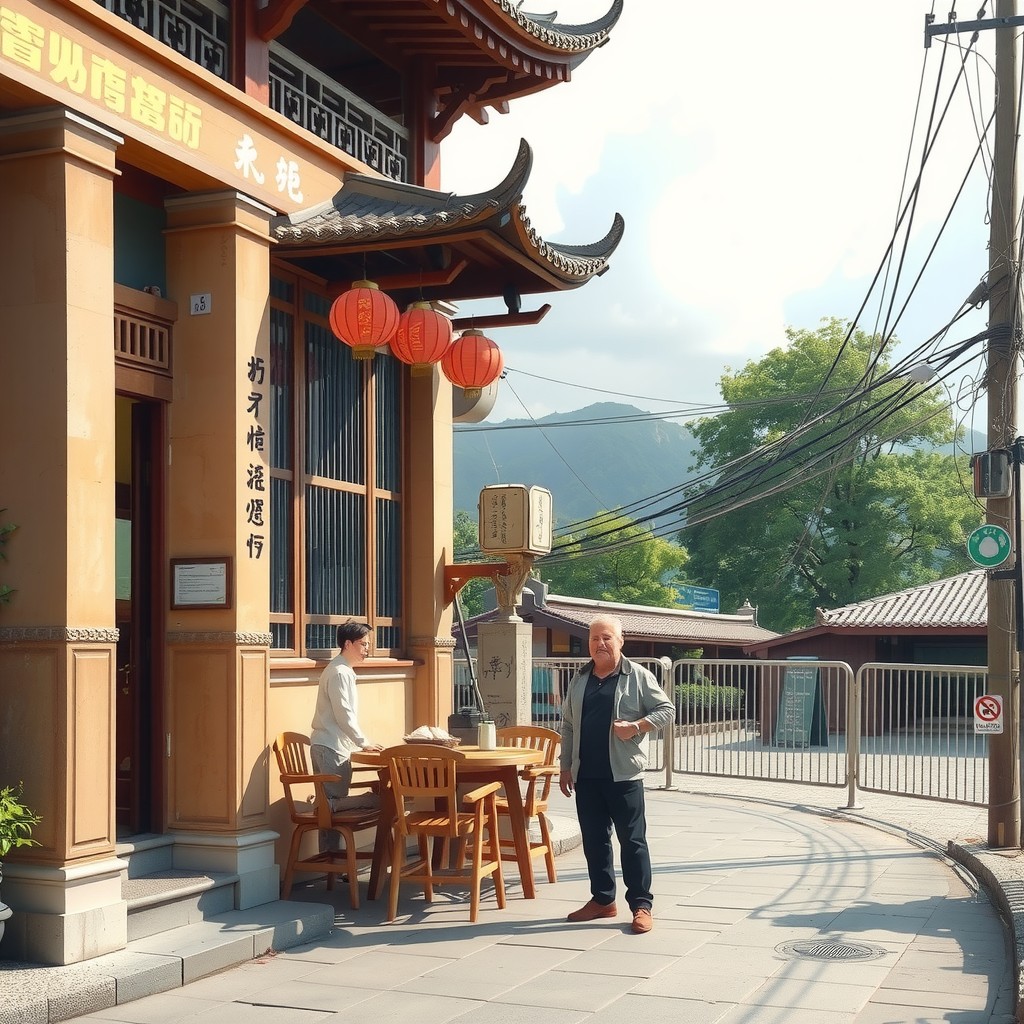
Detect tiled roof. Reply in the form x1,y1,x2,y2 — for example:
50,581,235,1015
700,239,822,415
272,140,624,302
539,597,778,645
466,592,779,646
493,0,623,54
816,570,988,629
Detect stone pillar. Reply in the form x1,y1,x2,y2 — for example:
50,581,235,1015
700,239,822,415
0,109,124,964
476,555,535,728
477,621,533,729
406,367,456,731
162,191,278,908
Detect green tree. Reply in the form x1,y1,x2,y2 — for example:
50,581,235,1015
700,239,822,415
681,318,982,633
540,511,688,606
451,509,491,618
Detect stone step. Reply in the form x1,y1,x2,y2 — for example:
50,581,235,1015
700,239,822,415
116,833,175,878
0,898,336,1023
125,898,335,986
123,868,238,941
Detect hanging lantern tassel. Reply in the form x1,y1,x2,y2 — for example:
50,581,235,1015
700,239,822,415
390,302,453,375
328,280,400,359
441,329,504,398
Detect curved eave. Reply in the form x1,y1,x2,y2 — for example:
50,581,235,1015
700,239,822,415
271,139,622,302
275,0,622,131
481,0,624,62
512,209,625,283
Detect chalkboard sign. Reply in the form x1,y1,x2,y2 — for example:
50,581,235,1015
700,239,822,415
774,659,827,747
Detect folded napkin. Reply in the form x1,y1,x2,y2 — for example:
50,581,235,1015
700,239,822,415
406,725,455,741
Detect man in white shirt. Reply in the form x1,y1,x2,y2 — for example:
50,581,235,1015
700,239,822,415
309,620,383,851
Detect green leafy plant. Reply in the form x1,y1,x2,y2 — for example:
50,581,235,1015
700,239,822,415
676,683,743,717
0,784,41,858
0,510,16,605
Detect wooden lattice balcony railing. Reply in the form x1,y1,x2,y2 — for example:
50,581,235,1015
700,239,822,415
114,284,176,399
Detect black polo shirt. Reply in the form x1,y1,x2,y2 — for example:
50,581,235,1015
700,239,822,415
577,667,618,781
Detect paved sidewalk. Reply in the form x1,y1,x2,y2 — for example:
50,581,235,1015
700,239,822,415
53,781,1016,1024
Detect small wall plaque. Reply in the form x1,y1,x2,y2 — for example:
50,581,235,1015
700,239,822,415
170,557,232,609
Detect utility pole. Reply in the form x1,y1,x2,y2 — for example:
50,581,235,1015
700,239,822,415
986,0,1022,848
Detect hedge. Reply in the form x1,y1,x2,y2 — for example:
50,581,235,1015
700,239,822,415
675,683,743,715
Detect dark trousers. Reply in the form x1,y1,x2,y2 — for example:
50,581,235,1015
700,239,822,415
575,778,653,910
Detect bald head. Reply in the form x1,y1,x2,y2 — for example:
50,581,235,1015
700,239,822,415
589,614,624,675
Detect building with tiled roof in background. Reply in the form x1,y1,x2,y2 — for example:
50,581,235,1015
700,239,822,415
459,578,779,660
744,570,988,671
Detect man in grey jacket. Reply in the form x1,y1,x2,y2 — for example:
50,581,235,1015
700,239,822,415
559,613,674,934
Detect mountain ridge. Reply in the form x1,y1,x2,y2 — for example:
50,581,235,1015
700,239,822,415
453,402,699,527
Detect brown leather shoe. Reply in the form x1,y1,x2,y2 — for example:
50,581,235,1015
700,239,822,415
566,900,618,922
631,907,653,934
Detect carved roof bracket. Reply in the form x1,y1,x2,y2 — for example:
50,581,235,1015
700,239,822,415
256,0,307,41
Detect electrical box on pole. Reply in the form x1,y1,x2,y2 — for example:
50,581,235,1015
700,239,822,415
972,450,1013,498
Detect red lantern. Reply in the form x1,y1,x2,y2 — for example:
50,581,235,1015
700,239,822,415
328,280,400,359
441,329,504,398
390,302,453,375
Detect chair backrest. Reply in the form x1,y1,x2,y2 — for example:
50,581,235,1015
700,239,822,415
496,726,560,809
273,731,318,821
274,731,312,776
496,726,560,765
384,743,465,839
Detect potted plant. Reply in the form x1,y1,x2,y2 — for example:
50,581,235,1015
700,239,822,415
0,783,40,943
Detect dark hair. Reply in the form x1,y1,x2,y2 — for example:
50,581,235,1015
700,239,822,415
337,620,372,648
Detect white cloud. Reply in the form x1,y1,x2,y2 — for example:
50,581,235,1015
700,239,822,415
441,1,996,419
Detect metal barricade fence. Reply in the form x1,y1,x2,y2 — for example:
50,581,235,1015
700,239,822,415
658,659,853,795
453,656,989,807
857,662,988,805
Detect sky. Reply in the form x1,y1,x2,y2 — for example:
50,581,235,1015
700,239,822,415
439,1,999,429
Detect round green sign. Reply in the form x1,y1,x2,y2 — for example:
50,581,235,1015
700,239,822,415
967,524,1012,568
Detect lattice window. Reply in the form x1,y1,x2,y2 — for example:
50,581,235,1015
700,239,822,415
96,0,230,80
268,272,404,657
269,45,409,183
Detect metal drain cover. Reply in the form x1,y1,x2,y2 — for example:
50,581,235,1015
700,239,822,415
776,938,888,962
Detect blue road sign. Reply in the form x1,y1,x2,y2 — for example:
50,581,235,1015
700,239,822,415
677,584,720,612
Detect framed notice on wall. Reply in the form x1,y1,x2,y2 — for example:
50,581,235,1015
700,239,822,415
170,557,232,610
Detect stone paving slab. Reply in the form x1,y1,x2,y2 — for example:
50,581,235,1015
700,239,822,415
10,781,1021,1024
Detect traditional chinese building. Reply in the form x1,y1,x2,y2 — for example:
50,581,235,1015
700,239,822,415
0,0,622,965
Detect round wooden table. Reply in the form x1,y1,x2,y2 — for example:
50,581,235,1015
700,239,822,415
352,744,546,900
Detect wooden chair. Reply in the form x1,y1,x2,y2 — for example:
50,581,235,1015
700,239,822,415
384,743,506,923
272,731,380,907
495,726,561,884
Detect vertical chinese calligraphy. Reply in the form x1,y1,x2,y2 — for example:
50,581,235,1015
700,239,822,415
245,354,267,559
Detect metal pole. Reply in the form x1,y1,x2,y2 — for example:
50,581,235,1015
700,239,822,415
986,0,1022,848
844,665,862,809
453,592,486,714
660,656,677,790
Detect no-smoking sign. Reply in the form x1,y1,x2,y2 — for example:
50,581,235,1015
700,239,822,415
974,694,1004,734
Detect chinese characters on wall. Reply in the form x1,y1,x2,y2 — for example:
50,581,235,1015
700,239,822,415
234,132,303,204
0,6,203,148
0,4,314,209
244,355,266,560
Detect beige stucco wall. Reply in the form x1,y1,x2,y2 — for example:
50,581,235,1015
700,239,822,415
266,664,414,868
0,109,121,868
